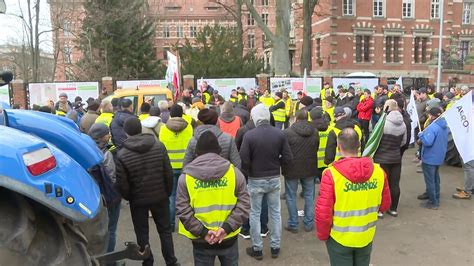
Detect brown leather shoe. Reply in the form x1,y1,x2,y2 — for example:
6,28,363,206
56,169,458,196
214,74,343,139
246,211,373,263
453,190,471,200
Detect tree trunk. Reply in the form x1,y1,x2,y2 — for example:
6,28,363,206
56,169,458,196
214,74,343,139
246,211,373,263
235,0,243,56
33,0,41,82
301,0,314,75
273,0,291,76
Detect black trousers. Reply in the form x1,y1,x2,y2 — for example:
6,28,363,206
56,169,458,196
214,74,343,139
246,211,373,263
193,241,239,266
326,237,372,266
359,119,370,150
130,200,178,266
380,163,402,211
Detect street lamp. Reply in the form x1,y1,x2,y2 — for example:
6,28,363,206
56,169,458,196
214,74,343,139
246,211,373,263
0,0,6,14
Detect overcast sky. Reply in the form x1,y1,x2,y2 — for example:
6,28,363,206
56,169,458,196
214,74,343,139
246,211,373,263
0,0,53,52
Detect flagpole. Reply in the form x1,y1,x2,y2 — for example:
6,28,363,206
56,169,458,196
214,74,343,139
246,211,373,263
176,50,182,101
436,0,444,92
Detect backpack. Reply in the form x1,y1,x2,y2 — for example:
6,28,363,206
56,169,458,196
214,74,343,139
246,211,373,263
89,163,121,206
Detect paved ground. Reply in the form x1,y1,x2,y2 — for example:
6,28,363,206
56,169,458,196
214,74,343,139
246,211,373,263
117,150,473,265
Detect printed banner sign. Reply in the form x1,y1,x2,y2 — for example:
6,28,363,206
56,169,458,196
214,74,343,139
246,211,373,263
407,91,419,144
116,80,169,89
270,78,322,99
197,78,257,99
28,82,99,107
332,78,379,93
0,85,10,105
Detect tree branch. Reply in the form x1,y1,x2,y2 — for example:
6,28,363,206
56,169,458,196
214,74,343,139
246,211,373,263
213,1,238,21
243,0,275,41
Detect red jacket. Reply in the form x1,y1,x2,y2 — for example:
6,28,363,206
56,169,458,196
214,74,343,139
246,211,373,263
356,96,374,121
315,157,391,241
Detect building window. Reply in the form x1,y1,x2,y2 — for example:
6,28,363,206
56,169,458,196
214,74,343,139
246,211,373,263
261,13,269,25
460,41,470,62
163,25,170,38
431,0,440,19
386,36,392,62
177,26,183,38
63,20,71,37
402,0,413,18
262,0,269,6
190,26,197,38
355,35,370,63
463,3,472,24
247,13,254,26
414,37,429,63
316,38,321,61
393,37,400,62
373,0,383,17
343,0,354,16
63,46,72,64
248,32,255,49
386,36,400,63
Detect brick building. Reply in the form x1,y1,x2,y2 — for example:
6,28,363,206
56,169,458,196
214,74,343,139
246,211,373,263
49,0,474,87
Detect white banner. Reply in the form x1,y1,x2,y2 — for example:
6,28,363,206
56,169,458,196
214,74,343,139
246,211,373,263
443,91,474,163
166,51,180,90
407,91,419,144
0,85,10,105
197,78,257,99
332,78,379,93
116,80,168,89
28,82,99,107
270,77,322,99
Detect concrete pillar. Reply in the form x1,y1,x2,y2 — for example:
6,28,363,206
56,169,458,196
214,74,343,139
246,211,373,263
256,73,270,94
11,80,27,109
183,75,195,91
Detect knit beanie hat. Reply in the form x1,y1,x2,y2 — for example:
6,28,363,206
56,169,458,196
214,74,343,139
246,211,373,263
429,107,442,117
169,104,183,118
196,131,222,156
343,107,352,118
198,109,219,125
275,92,283,99
426,98,441,110
334,107,346,117
300,96,313,107
124,117,142,136
88,123,109,140
310,106,323,120
250,103,271,125
444,92,455,100
192,97,202,104
221,101,234,113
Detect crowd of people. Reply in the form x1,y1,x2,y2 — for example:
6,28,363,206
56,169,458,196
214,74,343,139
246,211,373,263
27,81,473,266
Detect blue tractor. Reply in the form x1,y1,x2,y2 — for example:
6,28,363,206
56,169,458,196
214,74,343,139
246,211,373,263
0,71,147,264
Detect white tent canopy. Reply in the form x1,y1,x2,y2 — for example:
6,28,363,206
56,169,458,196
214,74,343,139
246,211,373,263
346,72,376,78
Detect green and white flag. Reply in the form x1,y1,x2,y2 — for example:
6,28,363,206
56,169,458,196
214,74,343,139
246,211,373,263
362,113,387,158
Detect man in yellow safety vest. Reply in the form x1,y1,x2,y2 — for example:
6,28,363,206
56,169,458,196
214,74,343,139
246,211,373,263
176,131,250,265
324,107,363,166
316,128,391,266
260,90,274,108
269,91,286,129
159,104,194,231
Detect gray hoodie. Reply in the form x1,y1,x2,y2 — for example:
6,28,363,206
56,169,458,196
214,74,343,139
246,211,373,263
183,125,241,169
176,153,250,245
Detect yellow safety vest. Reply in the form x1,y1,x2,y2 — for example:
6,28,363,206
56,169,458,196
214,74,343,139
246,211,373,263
238,94,248,103
229,97,238,103
332,125,363,161
321,88,334,101
261,96,274,107
326,106,335,125
271,99,286,122
56,110,66,117
182,114,193,126
328,165,384,248
178,165,240,240
159,123,193,170
317,125,333,168
284,98,292,116
138,113,149,121
95,112,114,127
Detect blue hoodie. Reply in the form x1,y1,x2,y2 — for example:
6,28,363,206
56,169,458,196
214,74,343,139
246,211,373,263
419,117,449,166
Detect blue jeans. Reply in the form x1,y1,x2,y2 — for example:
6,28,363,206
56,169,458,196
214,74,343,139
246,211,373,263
248,178,281,251
284,177,315,230
169,169,182,230
242,194,268,232
193,240,238,266
107,202,121,253
422,163,441,207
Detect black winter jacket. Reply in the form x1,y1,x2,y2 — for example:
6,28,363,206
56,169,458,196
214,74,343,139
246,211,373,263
235,120,255,150
234,104,250,125
282,121,319,179
239,122,293,179
110,110,136,149
116,134,173,206
324,117,360,165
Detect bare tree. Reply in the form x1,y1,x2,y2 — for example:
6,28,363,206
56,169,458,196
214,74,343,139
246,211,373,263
244,0,291,76
301,0,318,75
213,0,244,56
